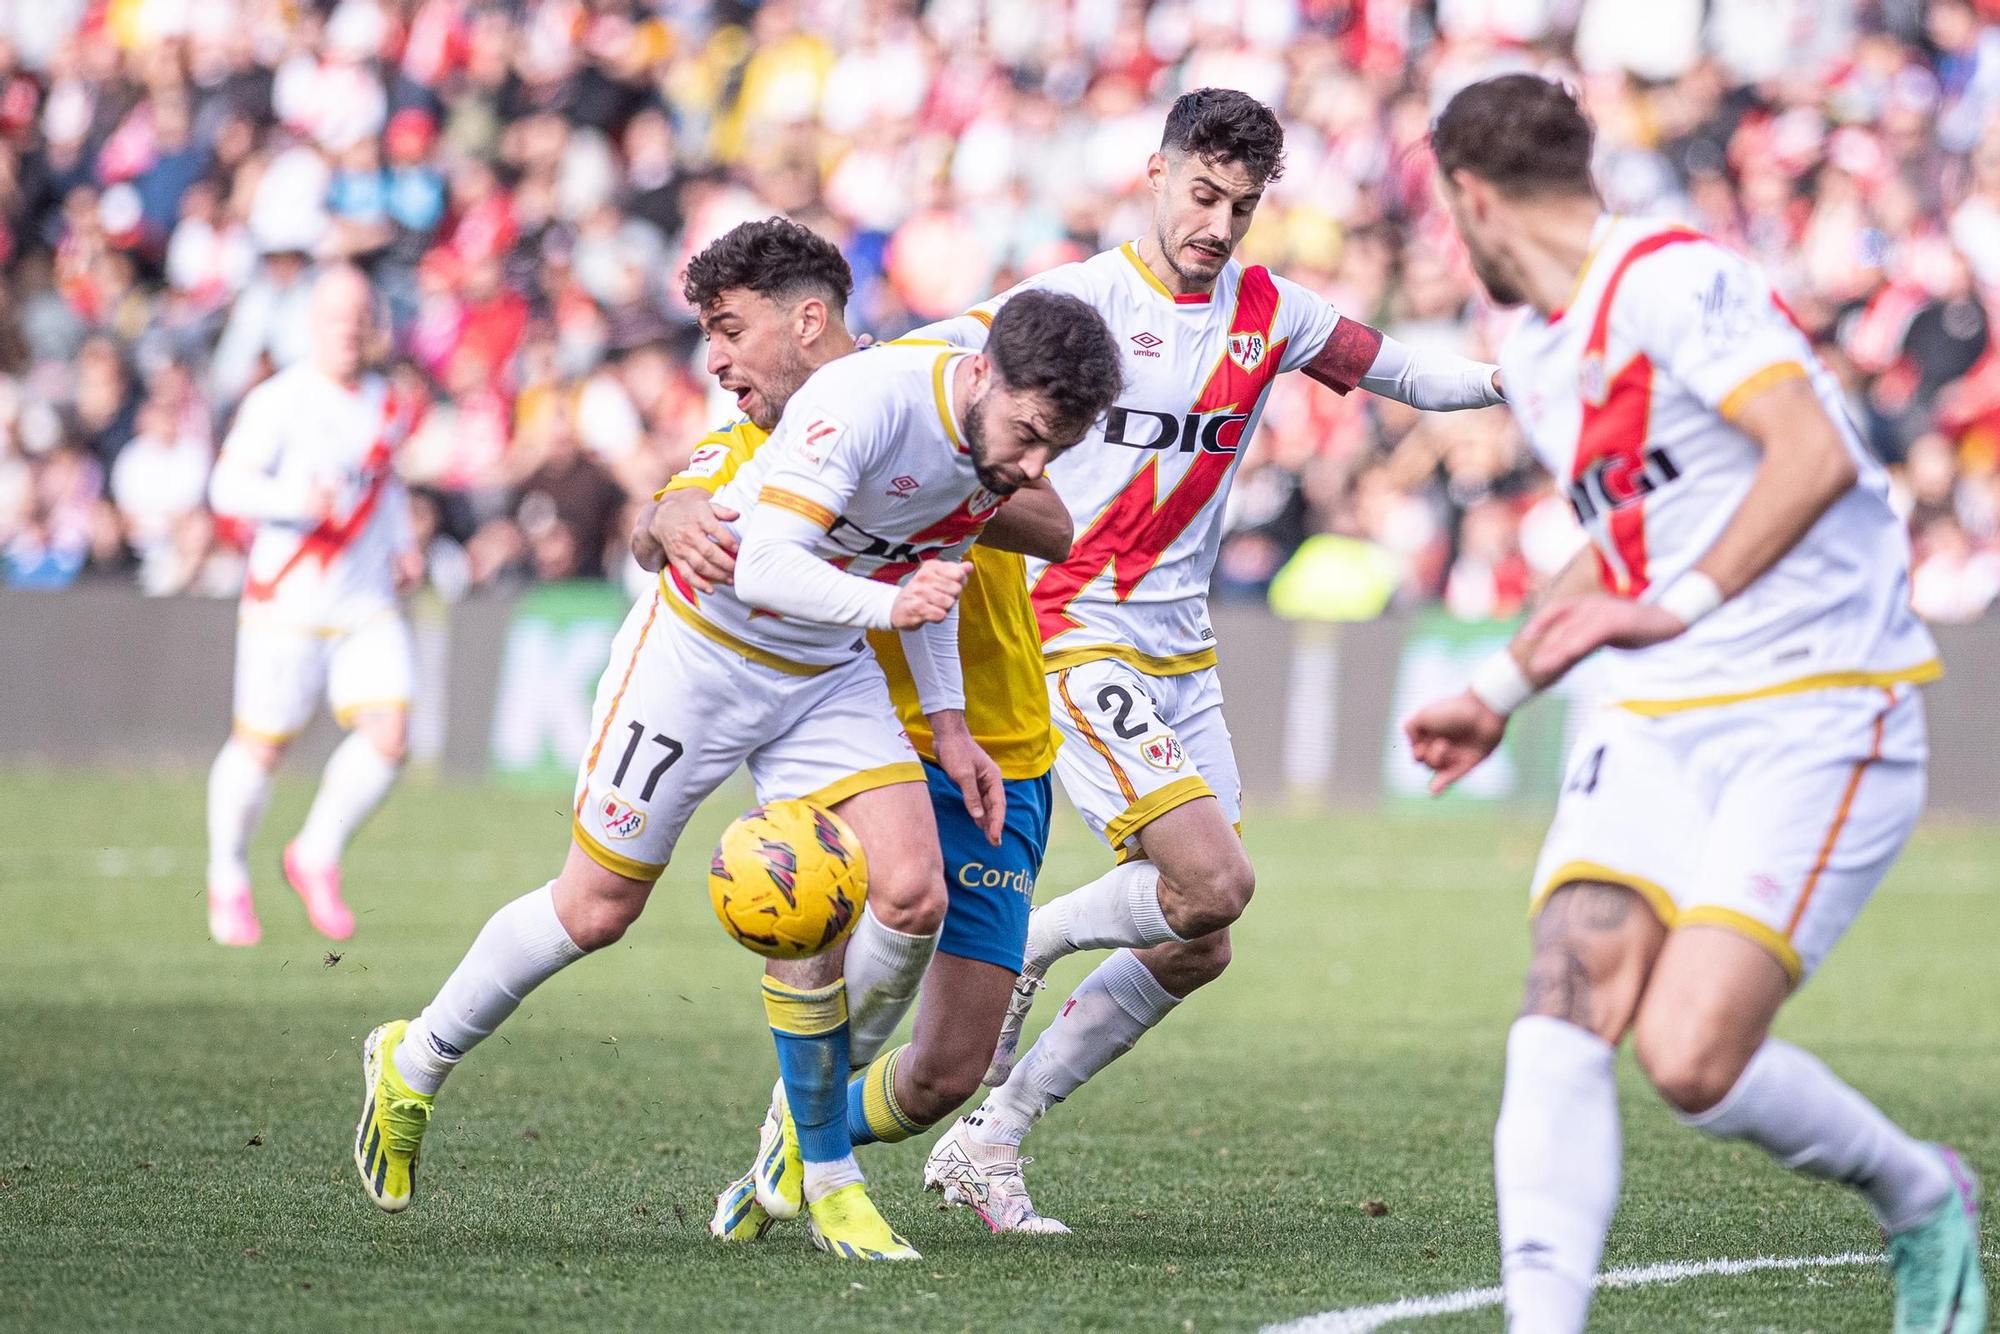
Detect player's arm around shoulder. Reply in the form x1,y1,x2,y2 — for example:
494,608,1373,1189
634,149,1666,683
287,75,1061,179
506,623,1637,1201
978,477,1073,562
631,423,761,590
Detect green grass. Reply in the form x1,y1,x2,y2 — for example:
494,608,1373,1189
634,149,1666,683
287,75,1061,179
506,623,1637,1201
1,769,1993,1332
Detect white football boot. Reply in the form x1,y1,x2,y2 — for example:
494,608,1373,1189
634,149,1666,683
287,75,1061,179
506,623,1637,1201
923,1116,1070,1235
982,967,1045,1087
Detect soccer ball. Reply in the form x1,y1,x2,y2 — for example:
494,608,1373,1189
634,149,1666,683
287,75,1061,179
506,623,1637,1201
708,799,868,959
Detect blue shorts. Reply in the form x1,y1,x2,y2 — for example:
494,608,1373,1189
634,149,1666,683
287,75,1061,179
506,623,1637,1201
925,759,1052,973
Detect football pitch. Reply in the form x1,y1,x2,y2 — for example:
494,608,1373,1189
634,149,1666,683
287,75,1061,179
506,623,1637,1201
3,767,1994,1333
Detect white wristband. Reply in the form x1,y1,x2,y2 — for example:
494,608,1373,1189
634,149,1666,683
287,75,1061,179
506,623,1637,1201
1655,571,1724,627
1469,648,1535,717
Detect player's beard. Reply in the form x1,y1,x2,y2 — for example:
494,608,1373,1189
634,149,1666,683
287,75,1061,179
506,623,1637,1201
962,388,1026,495
747,347,817,431
1466,240,1526,308
1161,224,1230,288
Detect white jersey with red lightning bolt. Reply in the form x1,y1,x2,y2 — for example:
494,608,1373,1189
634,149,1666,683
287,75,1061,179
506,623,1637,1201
1499,216,1939,708
912,242,1391,677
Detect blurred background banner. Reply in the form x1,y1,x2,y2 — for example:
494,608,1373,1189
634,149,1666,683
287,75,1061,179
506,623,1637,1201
10,586,1998,815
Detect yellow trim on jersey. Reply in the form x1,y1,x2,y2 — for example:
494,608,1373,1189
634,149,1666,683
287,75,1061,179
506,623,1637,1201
933,352,967,450
660,421,761,498
870,548,1059,780
966,308,993,328
1105,775,1215,857
1529,860,1679,929
1120,241,1178,302
333,698,410,728
804,761,928,811
1557,214,1619,319
1676,906,1804,987
1616,660,1941,718
1717,361,1809,421
571,820,667,882
658,575,833,677
885,337,950,347
759,485,837,531
1042,642,1219,677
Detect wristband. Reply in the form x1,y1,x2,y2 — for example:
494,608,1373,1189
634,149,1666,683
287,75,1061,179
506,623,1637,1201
1655,571,1724,627
1469,648,1535,717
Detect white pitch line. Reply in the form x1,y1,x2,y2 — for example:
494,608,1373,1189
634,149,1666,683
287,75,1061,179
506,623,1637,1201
1261,1251,1881,1333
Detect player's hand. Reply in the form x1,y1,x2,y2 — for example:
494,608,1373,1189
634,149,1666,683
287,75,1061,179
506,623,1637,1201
393,547,425,597
930,710,1006,846
638,490,740,592
1521,594,1688,683
1403,691,1508,795
889,560,969,629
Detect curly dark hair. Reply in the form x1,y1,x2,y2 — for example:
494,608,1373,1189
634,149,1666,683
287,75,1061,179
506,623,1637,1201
680,217,854,314
1160,87,1286,186
985,291,1124,439
1431,75,1597,199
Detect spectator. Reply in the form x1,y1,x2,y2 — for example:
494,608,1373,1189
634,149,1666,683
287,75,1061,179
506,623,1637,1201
0,0,1992,621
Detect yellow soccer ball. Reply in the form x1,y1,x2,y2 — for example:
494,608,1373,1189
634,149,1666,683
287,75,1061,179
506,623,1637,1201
707,799,868,959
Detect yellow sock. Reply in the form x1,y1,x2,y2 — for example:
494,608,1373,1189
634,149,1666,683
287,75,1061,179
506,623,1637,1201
846,1043,925,1146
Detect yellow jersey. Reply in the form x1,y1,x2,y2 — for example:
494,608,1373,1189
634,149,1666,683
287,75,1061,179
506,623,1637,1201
663,419,1056,780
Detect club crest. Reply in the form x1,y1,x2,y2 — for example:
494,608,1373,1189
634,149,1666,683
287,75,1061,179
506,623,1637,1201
1227,330,1268,373
1139,733,1185,771
599,793,646,840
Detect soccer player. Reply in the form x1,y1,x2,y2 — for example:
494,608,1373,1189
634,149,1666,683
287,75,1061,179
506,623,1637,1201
352,228,1124,1263
904,88,1506,1231
625,219,1078,1241
1406,75,1985,1333
203,264,420,947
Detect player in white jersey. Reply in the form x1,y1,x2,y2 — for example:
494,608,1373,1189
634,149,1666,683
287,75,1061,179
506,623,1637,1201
1405,76,1983,1334
350,220,1126,1263
905,89,1507,1230
203,265,420,948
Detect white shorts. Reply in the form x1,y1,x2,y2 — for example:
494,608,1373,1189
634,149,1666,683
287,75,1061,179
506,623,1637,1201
232,611,415,743
1047,659,1242,863
569,590,924,880
1530,683,1928,985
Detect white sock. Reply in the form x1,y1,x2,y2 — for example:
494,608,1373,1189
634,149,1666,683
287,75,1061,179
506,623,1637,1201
206,740,273,889
1679,1038,1951,1234
393,883,585,1095
967,948,1178,1147
802,1155,865,1203
1495,1017,1621,1334
292,732,401,868
1024,861,1179,973
843,907,940,1069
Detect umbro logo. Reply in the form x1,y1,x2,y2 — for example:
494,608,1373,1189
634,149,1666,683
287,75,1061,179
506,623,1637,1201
1129,330,1163,357
886,474,920,498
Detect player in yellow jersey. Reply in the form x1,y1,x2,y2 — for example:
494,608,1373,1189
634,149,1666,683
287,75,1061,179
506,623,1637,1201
629,224,1083,1238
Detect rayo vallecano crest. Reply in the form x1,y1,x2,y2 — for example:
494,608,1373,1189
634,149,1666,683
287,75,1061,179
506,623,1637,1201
1227,330,1268,373
1578,351,1608,407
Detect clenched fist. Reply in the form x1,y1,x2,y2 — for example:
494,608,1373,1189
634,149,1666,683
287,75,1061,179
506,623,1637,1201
889,559,970,629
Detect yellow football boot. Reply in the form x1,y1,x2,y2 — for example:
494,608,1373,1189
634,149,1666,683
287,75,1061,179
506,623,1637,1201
708,1169,776,1242
804,1182,921,1261
750,1079,804,1221
354,1020,433,1212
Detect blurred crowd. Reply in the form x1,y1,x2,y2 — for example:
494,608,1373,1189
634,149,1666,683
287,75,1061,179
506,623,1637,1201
4,0,2000,623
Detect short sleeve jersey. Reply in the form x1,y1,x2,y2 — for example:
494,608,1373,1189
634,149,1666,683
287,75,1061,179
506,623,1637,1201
913,243,1377,677
1499,217,1939,706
